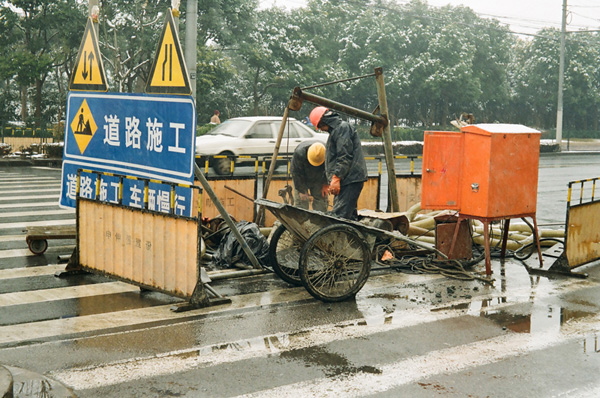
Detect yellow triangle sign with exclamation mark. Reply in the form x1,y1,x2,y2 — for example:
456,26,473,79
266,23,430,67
69,18,108,92
145,9,191,95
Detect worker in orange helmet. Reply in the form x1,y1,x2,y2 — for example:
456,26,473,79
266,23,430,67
290,140,328,212
309,106,367,220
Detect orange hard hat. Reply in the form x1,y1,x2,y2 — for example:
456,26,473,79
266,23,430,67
307,142,326,166
309,106,328,129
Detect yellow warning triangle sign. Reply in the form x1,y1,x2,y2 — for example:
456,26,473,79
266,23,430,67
145,9,191,95
69,18,108,92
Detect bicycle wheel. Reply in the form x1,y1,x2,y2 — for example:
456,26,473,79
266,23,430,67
299,224,371,302
269,224,303,286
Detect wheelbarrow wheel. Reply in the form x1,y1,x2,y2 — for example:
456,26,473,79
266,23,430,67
28,239,48,255
299,224,371,302
269,224,303,286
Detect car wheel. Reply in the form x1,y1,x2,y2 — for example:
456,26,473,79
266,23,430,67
212,153,233,175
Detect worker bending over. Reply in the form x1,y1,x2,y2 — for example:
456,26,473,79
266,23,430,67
291,140,328,212
309,107,367,220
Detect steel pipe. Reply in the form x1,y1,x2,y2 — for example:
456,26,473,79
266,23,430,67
292,87,387,127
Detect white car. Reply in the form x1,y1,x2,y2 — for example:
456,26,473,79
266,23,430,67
196,116,328,175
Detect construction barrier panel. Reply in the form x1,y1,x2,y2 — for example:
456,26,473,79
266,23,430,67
195,154,420,224
395,175,422,212
79,200,200,297
357,176,381,211
76,170,205,301
564,178,600,269
200,177,256,222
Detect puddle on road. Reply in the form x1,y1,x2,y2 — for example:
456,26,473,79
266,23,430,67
481,305,594,334
583,335,600,354
279,346,382,377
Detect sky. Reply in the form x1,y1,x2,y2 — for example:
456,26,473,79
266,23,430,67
260,0,600,38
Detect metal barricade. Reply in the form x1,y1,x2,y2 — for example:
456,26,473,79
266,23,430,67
61,169,216,309
533,177,600,278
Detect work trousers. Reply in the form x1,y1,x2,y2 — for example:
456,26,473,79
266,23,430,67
294,183,328,212
331,181,364,220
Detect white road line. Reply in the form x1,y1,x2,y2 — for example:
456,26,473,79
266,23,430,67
0,185,60,192
0,246,74,259
49,305,459,389
0,209,74,218
0,264,65,280
0,195,58,201
0,182,60,188
0,177,57,183
0,283,320,345
31,167,62,171
0,281,140,308
239,317,600,398
0,235,25,242
554,384,600,398
0,202,58,209
0,219,74,229
48,308,600,392
0,188,61,194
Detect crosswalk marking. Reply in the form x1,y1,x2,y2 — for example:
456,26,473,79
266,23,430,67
0,285,311,346
0,264,65,280
0,194,58,201
0,177,57,183
47,304,600,392
0,234,26,242
0,219,74,229
0,209,74,218
0,246,74,259
0,188,61,195
0,202,59,209
0,183,60,188
0,281,140,308
238,316,600,398
48,308,459,390
31,167,62,171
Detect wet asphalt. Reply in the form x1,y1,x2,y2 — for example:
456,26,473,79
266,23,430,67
0,153,599,397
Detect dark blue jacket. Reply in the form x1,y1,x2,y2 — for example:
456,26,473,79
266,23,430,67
321,112,367,186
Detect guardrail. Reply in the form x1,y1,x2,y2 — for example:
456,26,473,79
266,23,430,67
195,154,422,176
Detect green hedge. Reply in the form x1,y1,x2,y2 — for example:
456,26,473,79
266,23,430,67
1,127,54,138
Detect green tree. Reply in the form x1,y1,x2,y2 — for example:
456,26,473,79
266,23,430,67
1,1,85,126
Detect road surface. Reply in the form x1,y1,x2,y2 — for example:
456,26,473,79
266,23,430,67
0,155,599,397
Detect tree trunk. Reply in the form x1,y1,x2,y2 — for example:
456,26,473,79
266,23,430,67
35,79,43,127
20,86,28,123
252,68,260,116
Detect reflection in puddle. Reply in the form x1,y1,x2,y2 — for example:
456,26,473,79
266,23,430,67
583,335,600,354
479,304,594,334
433,299,595,335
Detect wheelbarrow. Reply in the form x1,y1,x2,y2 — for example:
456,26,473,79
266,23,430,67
256,198,446,302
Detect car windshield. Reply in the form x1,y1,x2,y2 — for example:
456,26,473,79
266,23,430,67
208,120,252,137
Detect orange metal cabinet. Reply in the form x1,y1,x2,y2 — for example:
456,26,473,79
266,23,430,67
460,124,540,218
421,131,463,210
421,124,541,218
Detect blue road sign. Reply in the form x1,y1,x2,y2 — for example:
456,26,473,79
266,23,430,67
60,92,196,212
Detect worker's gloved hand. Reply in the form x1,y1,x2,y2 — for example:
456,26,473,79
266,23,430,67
329,175,341,196
299,192,310,201
321,184,329,198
